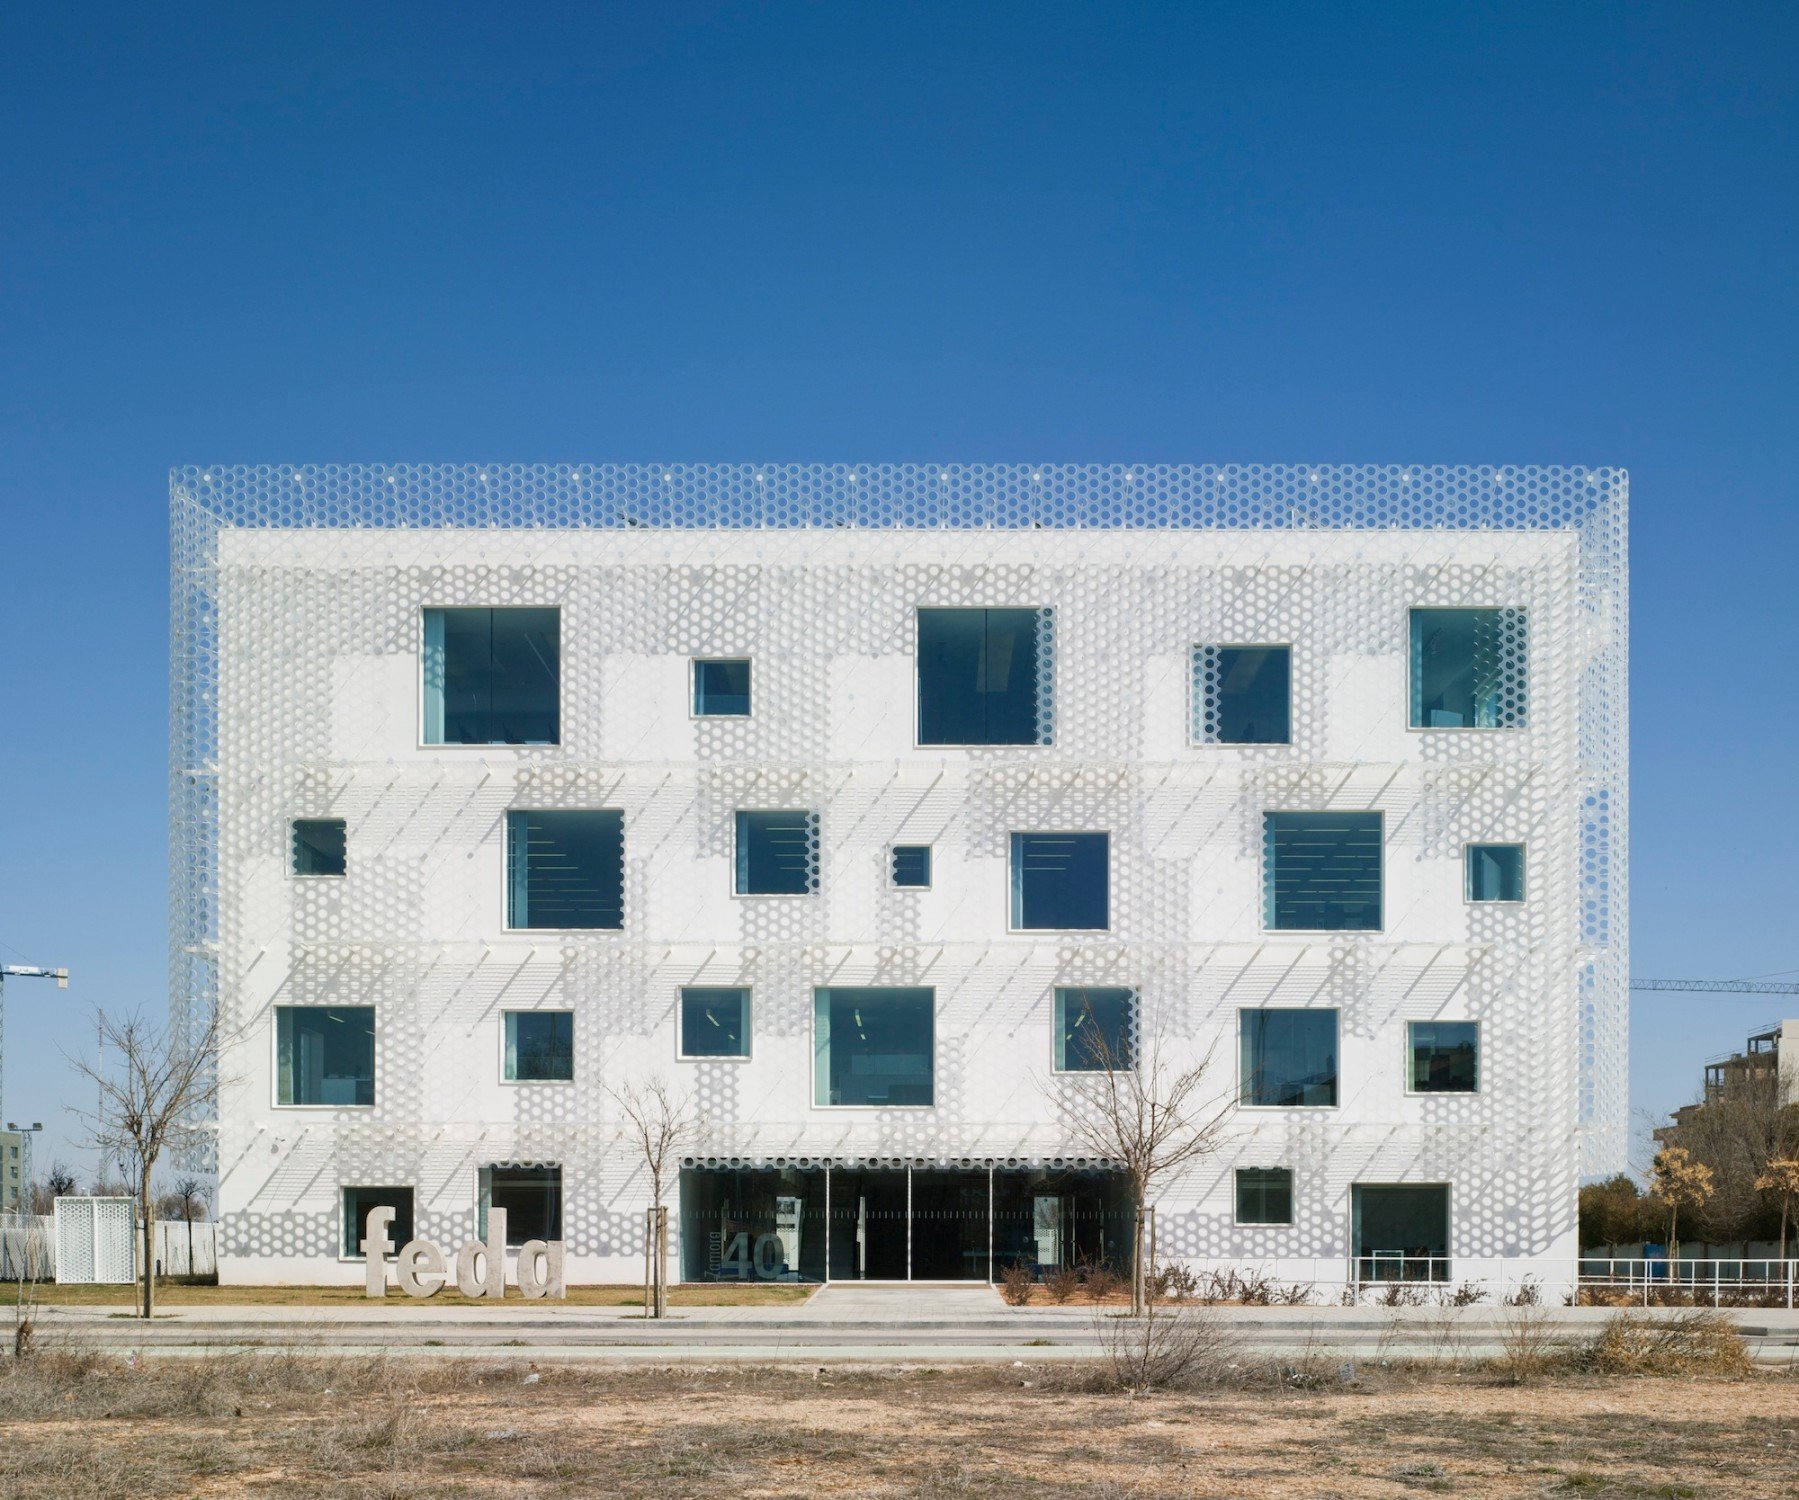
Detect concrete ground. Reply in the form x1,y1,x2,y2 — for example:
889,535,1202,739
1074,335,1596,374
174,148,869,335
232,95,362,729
27,1284,1799,1365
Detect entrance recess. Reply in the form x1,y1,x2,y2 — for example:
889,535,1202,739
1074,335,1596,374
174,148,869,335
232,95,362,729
679,1162,1131,1284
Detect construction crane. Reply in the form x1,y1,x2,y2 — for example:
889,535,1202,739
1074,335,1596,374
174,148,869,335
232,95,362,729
0,965,69,1129
1630,978,1799,997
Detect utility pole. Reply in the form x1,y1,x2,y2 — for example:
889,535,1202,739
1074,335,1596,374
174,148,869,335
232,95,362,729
0,965,69,1131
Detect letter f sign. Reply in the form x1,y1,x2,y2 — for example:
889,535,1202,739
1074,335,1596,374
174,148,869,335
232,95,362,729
363,1205,396,1296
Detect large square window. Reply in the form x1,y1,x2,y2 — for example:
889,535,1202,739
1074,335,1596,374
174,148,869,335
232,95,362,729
1263,811,1382,931
1353,1183,1450,1282
916,607,1050,746
1408,1021,1479,1094
504,1011,574,1082
292,819,347,877
276,1006,375,1107
1240,1008,1338,1107
423,607,560,745
1409,608,1526,730
734,811,818,895
1010,833,1109,930
1193,646,1291,745
1235,1168,1293,1226
1054,987,1136,1071
813,987,934,1107
1465,843,1525,902
681,987,750,1059
506,810,624,929
342,1186,414,1258
480,1164,562,1247
693,658,751,716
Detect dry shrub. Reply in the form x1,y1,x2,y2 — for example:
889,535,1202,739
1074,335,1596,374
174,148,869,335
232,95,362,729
1043,1263,1081,1304
1081,1263,1123,1302
1093,1303,1240,1395
998,1263,1035,1307
1501,1276,1542,1307
1149,1262,1198,1302
1494,1304,1564,1384
1583,1309,1751,1377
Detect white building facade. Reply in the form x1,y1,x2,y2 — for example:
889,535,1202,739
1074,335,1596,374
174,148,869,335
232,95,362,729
173,464,1628,1290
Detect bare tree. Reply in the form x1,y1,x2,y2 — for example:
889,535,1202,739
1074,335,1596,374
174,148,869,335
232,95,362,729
29,1163,78,1217
1046,1021,1230,1316
606,1074,696,1319
68,1008,224,1320
172,1175,208,1280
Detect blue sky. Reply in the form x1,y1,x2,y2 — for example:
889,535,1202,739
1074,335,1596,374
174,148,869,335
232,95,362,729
1,3,1794,1180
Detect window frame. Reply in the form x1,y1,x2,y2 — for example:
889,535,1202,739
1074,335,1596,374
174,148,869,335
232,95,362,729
810,986,937,1111
1404,1019,1482,1097
1405,605,1529,734
1007,830,1111,934
691,657,753,719
501,807,627,933
338,1184,415,1262
271,1004,377,1112
499,1008,577,1085
1261,809,1385,935
731,809,820,899
1232,1166,1295,1228
289,817,348,880
478,1162,564,1247
1463,842,1527,904
1190,642,1295,747
676,986,754,1062
418,604,564,750
913,605,1052,749
1236,1006,1341,1111
889,845,933,890
1050,985,1138,1075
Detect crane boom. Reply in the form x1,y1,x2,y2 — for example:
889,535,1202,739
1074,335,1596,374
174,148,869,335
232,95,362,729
1630,977,1799,996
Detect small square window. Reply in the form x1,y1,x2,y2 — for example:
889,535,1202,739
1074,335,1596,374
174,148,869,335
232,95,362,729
1054,986,1136,1071
734,811,819,895
276,1006,375,1107
292,819,346,877
1235,1167,1293,1226
1409,1021,1479,1094
1465,844,1525,902
1409,608,1526,730
343,1186,414,1257
681,987,750,1058
890,845,932,888
1193,646,1291,745
479,1164,561,1247
504,1011,574,1082
1010,832,1109,930
693,658,751,716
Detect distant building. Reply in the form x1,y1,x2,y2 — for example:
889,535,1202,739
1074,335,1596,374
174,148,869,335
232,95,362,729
1660,1021,1799,1138
0,1129,22,1215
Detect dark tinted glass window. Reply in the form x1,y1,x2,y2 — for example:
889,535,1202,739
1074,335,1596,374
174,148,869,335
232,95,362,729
693,659,751,716
1263,812,1382,931
343,1186,414,1257
423,607,560,745
1194,646,1291,744
814,987,934,1106
1240,1008,1338,1107
681,988,750,1058
1409,1021,1479,1093
735,811,818,895
506,810,624,929
917,608,1048,745
890,846,932,888
277,1007,375,1107
1010,832,1109,930
481,1164,562,1246
504,1011,574,1081
1235,1168,1293,1225
1354,1184,1450,1281
292,819,346,877
1054,987,1135,1071
1465,844,1525,902
1409,608,1526,730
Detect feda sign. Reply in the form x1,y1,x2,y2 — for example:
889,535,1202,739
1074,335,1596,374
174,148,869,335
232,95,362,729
361,1207,566,1299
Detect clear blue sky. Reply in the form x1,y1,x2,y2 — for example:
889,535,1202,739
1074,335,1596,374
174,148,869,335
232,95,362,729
1,3,1794,1182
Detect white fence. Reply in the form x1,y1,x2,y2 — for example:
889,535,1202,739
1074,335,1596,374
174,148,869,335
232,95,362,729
0,1212,217,1282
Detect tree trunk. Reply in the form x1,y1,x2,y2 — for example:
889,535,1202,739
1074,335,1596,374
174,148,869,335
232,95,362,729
1780,1200,1789,1267
139,1167,155,1321
1130,1187,1146,1317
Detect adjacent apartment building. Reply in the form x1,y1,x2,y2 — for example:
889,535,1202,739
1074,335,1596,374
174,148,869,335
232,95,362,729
173,464,1628,1290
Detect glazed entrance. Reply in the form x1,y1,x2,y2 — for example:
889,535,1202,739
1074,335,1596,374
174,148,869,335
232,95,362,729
679,1163,1132,1284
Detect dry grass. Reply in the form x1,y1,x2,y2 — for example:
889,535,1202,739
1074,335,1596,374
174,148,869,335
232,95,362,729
8,1279,813,1309
1583,1309,1756,1378
0,1346,1791,1498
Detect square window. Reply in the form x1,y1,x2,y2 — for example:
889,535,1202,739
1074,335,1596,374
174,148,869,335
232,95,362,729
1409,1021,1479,1094
734,811,819,895
1354,1183,1450,1282
813,987,934,1106
890,845,932,888
292,819,347,877
276,1006,375,1107
1010,832,1109,930
1409,608,1526,730
479,1164,561,1247
1240,1008,1338,1107
916,607,1051,746
1235,1167,1293,1226
1193,646,1291,745
1465,843,1525,902
506,810,624,929
1263,812,1382,931
681,988,750,1059
693,658,751,716
423,607,560,745
1054,986,1136,1071
342,1186,414,1257
504,1011,574,1082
